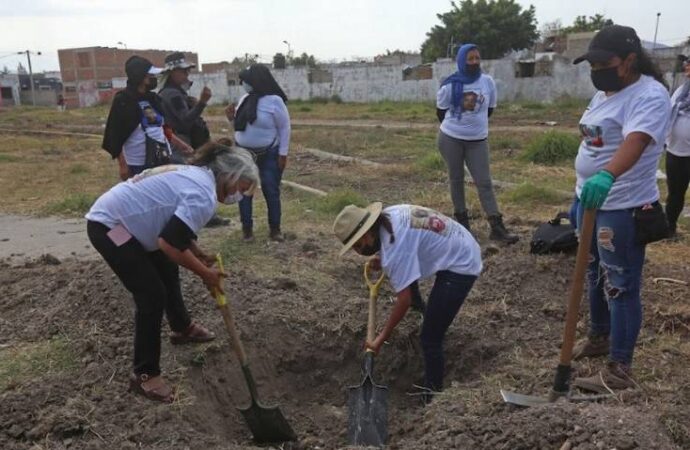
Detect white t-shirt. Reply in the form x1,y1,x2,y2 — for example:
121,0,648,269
437,74,497,140
122,100,170,166
575,75,671,210
380,205,482,293
667,84,690,157
85,165,217,251
234,94,291,156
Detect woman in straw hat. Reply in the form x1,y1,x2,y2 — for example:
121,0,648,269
334,202,482,400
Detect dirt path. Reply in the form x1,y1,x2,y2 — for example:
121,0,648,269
0,214,96,263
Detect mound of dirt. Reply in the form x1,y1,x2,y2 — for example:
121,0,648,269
1,234,688,449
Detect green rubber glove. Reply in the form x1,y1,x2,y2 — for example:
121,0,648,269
581,170,615,209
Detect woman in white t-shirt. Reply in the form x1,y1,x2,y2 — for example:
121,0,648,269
85,143,259,403
225,64,291,242
334,202,482,401
567,26,671,394
436,43,518,244
665,57,690,238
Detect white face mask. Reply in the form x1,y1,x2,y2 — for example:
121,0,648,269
222,191,244,205
242,82,253,94
181,80,193,91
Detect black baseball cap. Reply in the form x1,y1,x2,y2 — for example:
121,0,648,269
125,56,163,84
573,25,642,65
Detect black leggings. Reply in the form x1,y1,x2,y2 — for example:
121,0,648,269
87,221,191,376
666,152,690,231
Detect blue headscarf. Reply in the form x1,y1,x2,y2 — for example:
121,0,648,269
441,43,481,118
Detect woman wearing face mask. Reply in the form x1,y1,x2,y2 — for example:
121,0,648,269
224,64,290,242
102,56,192,180
435,44,518,244
333,202,482,401
85,142,260,402
665,57,690,239
567,25,671,393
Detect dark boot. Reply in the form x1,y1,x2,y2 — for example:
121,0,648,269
242,226,254,242
269,226,284,242
453,211,471,231
488,214,519,244
573,361,635,393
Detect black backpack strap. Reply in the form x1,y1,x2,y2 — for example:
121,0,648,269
549,211,572,226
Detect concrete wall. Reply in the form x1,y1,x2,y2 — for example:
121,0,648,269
19,89,58,107
0,75,21,107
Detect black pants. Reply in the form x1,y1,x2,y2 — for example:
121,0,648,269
87,221,191,376
419,271,477,391
666,152,690,232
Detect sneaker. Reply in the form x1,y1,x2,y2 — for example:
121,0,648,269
573,334,609,360
573,361,635,394
170,322,216,345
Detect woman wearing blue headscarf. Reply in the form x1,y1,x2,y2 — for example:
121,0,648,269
436,44,518,244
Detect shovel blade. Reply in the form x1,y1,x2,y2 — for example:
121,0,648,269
347,375,389,447
500,389,551,407
240,402,297,444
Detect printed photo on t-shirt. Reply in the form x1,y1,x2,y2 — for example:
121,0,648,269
409,206,451,236
138,101,164,128
462,90,485,113
579,124,603,148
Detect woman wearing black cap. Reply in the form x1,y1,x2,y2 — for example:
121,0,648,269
567,25,671,393
102,56,193,180
224,64,290,242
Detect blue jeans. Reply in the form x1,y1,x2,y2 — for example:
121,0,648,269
239,146,283,229
420,270,477,391
573,198,646,367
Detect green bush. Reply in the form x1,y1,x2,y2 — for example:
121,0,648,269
330,94,343,104
504,182,564,205
521,131,580,165
310,189,368,215
298,106,313,112
45,193,98,215
416,152,446,172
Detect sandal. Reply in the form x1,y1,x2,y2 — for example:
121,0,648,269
170,322,216,345
129,373,174,403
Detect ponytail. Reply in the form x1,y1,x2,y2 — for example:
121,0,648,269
634,49,668,89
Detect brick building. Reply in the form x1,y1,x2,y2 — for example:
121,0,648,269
58,47,198,108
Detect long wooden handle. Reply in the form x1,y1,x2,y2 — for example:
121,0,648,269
214,254,248,366
364,261,385,345
559,209,596,365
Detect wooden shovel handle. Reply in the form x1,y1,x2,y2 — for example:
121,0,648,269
559,209,595,365
364,261,385,344
214,254,248,366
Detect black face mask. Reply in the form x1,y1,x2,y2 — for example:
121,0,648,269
591,67,624,92
146,77,158,91
357,234,381,256
465,64,480,75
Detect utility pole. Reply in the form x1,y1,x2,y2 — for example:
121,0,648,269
18,50,41,106
652,12,661,52
283,40,292,59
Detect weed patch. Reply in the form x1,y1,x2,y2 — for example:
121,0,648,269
502,182,565,205
521,131,580,165
44,192,98,215
0,337,76,392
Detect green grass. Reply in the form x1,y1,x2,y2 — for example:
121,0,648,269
307,189,369,215
0,153,20,163
521,131,581,165
490,136,522,150
69,164,89,175
44,192,98,215
416,151,446,172
501,182,566,205
0,337,77,392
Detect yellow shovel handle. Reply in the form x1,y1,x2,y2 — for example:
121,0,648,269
214,253,227,307
364,260,385,300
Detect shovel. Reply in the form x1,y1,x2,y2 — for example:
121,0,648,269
347,261,389,447
501,209,612,407
213,254,297,443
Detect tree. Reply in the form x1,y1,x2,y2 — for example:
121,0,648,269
563,14,613,34
1,65,9,75
17,62,27,74
273,53,287,69
421,0,538,62
290,52,317,68
231,54,259,66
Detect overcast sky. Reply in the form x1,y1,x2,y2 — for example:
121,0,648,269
1,0,687,73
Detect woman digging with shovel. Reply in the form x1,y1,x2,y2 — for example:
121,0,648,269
568,26,671,393
86,142,259,402
334,202,482,402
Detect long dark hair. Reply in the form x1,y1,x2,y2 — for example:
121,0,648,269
374,213,395,244
634,49,668,89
